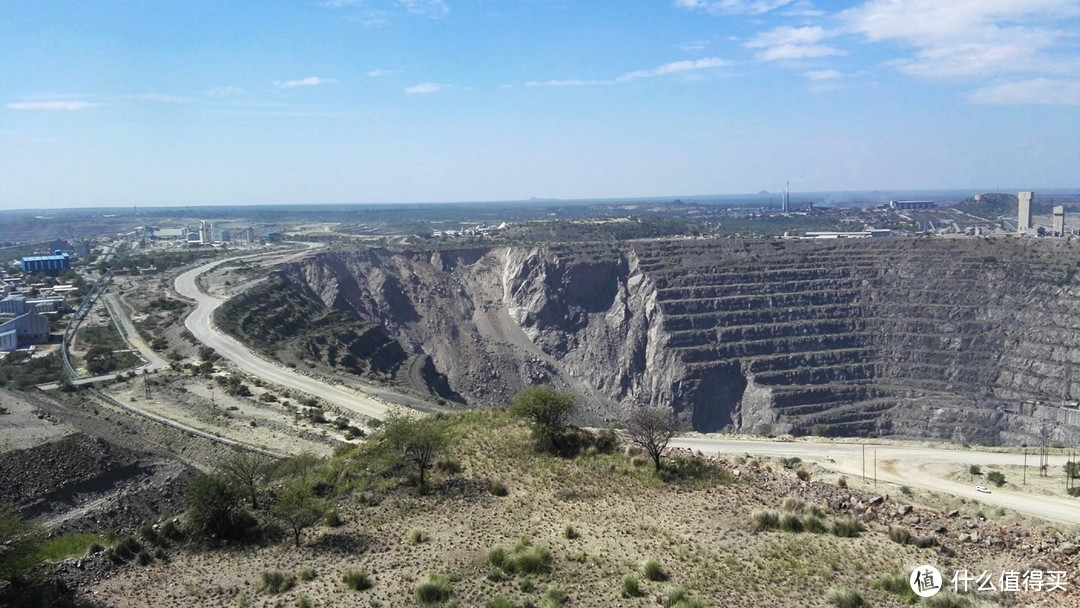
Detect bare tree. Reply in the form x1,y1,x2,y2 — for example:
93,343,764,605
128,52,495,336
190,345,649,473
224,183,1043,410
626,409,678,473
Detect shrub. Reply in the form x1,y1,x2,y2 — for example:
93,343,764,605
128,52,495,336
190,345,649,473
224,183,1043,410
489,541,551,576
796,469,811,482
968,465,982,476
803,514,827,534
874,571,917,603
407,529,428,544
435,457,462,475
781,496,806,513
260,570,296,595
542,587,568,608
342,569,373,591
621,575,644,598
415,575,452,604
888,526,912,545
779,512,803,533
987,471,1006,487
642,558,666,581
752,509,780,532
780,457,802,469
913,535,938,549
563,525,579,540
1068,487,1080,497
826,588,868,608
830,517,863,538
296,596,313,608
298,567,316,582
485,597,515,608
924,594,973,608
487,479,509,496
837,476,848,488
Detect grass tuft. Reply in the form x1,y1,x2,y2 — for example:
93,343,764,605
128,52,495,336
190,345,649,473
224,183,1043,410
830,516,863,538
414,574,452,605
826,587,868,608
621,575,644,598
752,509,780,532
342,569,373,591
642,558,667,581
259,570,296,595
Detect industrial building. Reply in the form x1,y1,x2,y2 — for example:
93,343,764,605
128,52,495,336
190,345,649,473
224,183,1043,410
1018,191,1034,234
889,200,935,210
0,294,65,315
0,312,49,351
1054,206,1066,237
21,252,70,275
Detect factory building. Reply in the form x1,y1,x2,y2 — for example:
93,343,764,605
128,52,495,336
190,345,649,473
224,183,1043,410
1054,206,1066,237
889,200,935,210
1018,191,1034,234
21,252,70,275
0,312,49,351
0,294,65,315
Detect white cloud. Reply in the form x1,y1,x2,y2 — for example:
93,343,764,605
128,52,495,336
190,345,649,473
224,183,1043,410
405,82,448,94
273,77,339,88
7,101,102,111
675,40,711,53
969,78,1080,106
746,26,846,61
397,0,448,18
126,93,191,104
841,0,1080,79
527,58,732,87
321,0,363,6
675,0,794,16
805,69,841,80
367,69,396,77
208,86,246,96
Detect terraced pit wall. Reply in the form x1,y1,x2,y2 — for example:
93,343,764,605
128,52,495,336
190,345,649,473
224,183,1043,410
218,237,1080,446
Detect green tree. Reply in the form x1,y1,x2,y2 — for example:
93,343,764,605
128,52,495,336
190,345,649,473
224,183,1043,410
0,504,43,589
382,414,450,489
183,473,253,542
219,448,275,510
272,480,327,547
625,409,679,473
509,386,576,452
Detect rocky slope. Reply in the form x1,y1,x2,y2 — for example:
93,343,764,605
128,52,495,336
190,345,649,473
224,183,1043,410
220,237,1080,445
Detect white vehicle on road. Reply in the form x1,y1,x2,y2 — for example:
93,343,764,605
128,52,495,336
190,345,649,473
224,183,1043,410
975,486,991,494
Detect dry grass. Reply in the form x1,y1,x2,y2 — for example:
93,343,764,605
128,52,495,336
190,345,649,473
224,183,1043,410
81,411,1075,608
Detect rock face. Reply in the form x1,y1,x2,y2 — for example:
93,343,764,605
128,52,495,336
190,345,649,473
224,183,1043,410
228,237,1080,444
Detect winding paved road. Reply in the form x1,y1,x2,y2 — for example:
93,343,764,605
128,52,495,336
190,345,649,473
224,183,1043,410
174,247,399,421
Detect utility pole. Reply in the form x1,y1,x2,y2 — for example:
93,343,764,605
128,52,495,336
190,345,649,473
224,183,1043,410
874,449,877,487
862,444,866,482
1023,447,1027,485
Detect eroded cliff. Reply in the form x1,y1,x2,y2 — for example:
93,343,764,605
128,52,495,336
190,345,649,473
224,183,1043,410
218,237,1080,445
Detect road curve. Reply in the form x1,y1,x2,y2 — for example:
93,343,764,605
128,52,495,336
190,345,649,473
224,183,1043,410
174,247,398,421
673,436,1080,526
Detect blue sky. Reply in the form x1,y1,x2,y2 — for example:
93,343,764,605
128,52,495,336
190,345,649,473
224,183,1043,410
2,0,1079,209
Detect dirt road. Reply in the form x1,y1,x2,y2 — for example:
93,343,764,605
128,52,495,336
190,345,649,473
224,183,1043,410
673,436,1080,526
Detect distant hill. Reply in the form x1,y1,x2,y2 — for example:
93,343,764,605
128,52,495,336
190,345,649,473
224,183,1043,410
955,192,1051,219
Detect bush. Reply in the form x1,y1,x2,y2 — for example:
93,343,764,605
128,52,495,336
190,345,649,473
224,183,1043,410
487,479,509,496
642,558,666,581
987,471,1006,487
796,469,811,482
489,540,552,576
563,525,579,540
752,509,780,532
779,512,803,533
968,465,982,476
435,457,462,475
780,457,802,469
803,514,827,534
414,574,452,605
323,509,343,527
781,496,806,513
296,596,313,608
924,594,973,608
1068,487,1080,497
874,571,917,603
830,517,863,538
260,570,296,595
485,597,515,608
837,476,848,488
408,529,428,544
621,575,644,598
542,587,568,608
342,568,373,591
888,526,912,545
298,567,316,582
826,588,868,608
